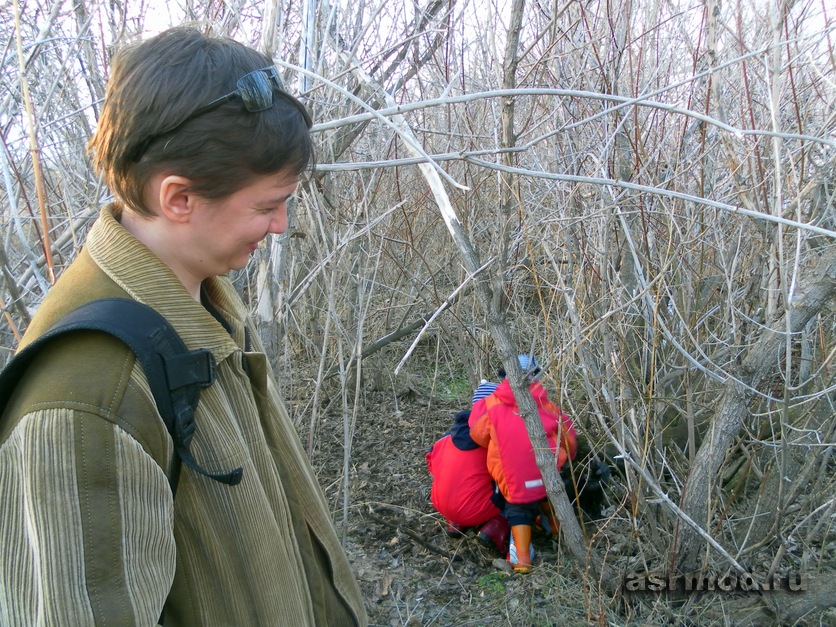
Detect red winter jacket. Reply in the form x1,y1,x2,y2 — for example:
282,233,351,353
468,379,577,504
426,413,501,527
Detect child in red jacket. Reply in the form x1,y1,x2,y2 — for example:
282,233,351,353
468,355,577,572
426,410,510,554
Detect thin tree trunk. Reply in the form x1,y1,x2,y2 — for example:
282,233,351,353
675,248,836,572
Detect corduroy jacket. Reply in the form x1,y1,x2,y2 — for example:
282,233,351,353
0,204,367,626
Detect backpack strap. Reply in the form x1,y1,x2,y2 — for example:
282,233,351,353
0,297,243,491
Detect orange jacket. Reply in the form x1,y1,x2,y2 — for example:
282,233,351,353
469,379,577,504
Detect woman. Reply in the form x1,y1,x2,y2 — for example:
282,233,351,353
0,27,366,625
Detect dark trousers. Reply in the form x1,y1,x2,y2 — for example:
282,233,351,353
503,500,541,526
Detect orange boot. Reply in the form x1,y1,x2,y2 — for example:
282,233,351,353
508,525,533,573
540,501,560,538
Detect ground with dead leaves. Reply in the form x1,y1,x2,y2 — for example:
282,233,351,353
301,388,835,626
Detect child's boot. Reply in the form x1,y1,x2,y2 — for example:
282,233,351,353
540,501,560,538
445,519,465,537
477,515,510,555
508,524,533,573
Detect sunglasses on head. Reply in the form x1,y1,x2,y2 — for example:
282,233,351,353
131,66,312,162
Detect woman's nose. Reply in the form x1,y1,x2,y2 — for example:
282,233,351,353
268,207,288,234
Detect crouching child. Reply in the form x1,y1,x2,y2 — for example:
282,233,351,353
426,411,510,555
469,355,578,573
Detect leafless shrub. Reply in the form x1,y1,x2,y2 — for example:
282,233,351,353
2,0,834,618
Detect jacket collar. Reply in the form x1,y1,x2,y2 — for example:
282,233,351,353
85,203,246,362
449,410,479,450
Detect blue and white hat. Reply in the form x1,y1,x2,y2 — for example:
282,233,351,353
517,354,540,379
471,380,499,404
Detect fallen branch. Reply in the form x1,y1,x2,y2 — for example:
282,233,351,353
364,507,463,562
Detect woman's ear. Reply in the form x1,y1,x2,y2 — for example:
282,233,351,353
157,175,196,224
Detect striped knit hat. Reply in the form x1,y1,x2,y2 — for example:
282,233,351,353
471,379,499,405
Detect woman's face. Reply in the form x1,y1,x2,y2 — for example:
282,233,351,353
187,169,299,278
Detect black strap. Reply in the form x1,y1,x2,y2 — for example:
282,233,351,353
0,298,243,490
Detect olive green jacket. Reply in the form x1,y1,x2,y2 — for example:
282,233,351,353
0,204,367,626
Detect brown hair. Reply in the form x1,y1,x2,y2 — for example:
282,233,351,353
88,27,314,217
